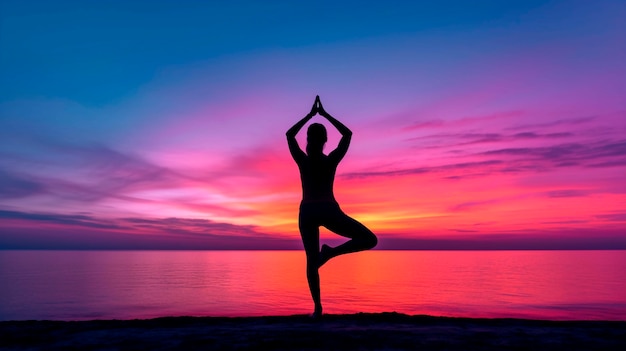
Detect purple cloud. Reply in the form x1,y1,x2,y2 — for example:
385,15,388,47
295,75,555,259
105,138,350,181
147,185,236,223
407,130,575,151
342,160,503,179
544,190,591,198
0,169,45,198
1,139,189,201
505,116,596,131
0,210,123,230
448,199,500,212
482,140,626,169
595,213,626,222
0,209,298,250
343,137,625,181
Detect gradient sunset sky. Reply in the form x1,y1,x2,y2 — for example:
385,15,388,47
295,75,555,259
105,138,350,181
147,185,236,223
1,0,625,249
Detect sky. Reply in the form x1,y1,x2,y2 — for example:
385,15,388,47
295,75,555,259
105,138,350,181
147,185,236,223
1,0,625,249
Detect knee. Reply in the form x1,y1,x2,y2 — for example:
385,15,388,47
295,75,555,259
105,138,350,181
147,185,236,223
363,232,377,249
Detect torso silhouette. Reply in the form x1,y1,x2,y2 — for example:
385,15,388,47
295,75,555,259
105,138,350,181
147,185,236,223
298,153,338,203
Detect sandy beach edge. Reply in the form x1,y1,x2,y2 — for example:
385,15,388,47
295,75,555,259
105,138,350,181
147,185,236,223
1,312,625,350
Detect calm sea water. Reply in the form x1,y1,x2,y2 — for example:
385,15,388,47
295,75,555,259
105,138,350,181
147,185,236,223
0,250,624,321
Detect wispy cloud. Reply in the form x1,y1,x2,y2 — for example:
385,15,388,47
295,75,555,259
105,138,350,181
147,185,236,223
0,210,123,230
342,160,503,179
0,169,45,198
543,189,592,198
482,140,626,170
595,213,626,222
345,138,626,180
505,116,596,131
448,199,501,212
1,139,189,199
408,131,574,149
0,209,297,249
403,110,525,132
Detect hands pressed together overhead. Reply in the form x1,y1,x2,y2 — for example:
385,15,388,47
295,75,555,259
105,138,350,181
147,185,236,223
308,95,330,118
287,94,351,139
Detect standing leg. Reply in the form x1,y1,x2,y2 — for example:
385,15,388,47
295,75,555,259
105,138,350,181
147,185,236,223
319,207,377,267
299,220,323,317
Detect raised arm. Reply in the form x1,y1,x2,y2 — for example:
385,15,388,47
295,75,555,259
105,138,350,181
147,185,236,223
318,97,352,161
287,98,317,163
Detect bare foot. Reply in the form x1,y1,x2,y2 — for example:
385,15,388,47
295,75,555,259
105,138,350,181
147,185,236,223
311,305,323,319
319,244,332,268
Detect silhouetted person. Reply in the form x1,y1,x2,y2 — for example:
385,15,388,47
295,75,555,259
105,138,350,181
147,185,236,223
287,96,377,318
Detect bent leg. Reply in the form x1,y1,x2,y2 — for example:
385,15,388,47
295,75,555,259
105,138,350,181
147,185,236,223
320,209,377,266
299,221,323,316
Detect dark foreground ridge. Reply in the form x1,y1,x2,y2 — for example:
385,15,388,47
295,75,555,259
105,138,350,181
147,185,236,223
1,312,625,350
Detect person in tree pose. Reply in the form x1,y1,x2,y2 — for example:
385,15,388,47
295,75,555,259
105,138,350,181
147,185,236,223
286,95,377,317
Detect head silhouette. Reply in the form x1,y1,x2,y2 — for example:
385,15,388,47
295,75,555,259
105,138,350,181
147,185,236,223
306,123,327,155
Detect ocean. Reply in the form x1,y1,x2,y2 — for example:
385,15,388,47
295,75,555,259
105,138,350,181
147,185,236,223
1,250,624,321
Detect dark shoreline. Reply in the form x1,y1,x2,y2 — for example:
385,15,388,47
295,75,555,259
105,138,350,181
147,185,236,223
1,312,625,350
